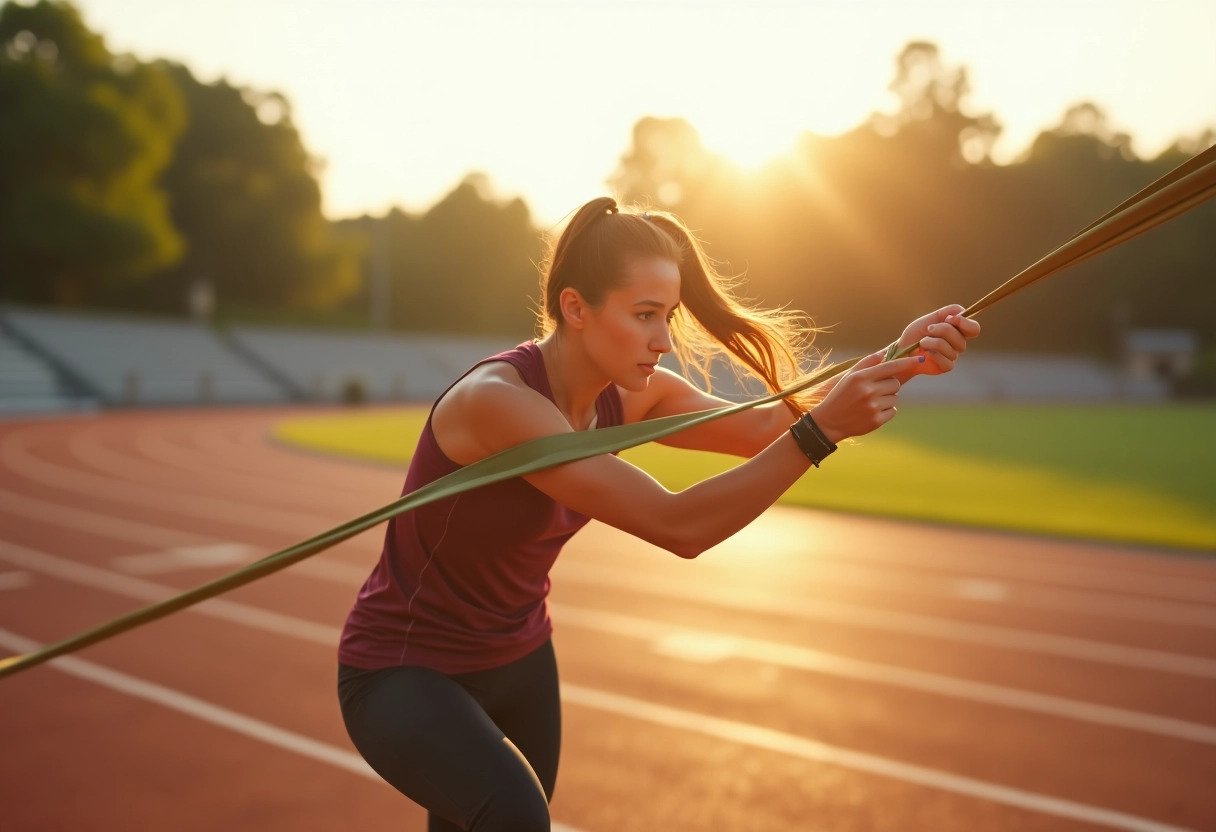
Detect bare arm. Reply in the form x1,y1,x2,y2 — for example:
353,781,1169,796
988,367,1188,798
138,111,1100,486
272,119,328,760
620,366,794,457
433,355,921,558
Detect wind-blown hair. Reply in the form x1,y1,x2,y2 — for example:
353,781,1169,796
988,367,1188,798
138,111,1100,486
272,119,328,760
537,197,821,415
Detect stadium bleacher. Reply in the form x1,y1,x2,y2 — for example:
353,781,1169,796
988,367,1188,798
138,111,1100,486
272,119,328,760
0,304,1169,415
0,306,288,406
896,353,1168,402
663,348,1168,404
0,322,99,415
227,326,513,402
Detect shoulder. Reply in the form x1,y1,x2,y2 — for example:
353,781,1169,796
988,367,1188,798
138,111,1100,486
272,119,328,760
436,341,543,411
439,360,548,423
432,360,569,465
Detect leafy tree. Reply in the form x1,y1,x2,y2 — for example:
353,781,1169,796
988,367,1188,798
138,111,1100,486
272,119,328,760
336,175,542,337
876,40,1002,166
143,62,361,316
0,0,184,305
608,116,726,209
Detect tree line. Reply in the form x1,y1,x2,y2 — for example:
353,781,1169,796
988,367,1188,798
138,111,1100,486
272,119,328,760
609,44,1215,360
2,2,1212,366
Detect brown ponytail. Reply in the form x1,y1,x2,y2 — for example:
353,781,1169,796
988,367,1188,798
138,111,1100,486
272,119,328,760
538,199,821,416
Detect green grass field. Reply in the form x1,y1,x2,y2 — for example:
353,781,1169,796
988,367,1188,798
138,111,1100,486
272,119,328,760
273,404,1216,552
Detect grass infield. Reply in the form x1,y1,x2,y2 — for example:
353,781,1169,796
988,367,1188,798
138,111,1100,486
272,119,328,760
274,404,1216,553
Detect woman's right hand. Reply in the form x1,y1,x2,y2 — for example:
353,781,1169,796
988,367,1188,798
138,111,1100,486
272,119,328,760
808,351,925,443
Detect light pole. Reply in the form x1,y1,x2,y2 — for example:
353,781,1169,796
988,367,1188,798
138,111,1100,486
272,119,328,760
371,219,391,330
188,275,215,322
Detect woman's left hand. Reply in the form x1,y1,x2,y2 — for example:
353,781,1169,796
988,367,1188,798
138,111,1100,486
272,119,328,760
891,304,981,381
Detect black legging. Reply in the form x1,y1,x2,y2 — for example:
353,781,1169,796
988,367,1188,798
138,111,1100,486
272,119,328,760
338,641,561,832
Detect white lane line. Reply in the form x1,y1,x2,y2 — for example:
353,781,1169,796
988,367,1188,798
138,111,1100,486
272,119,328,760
112,543,259,575
4,538,1214,749
4,484,1212,677
0,626,373,776
652,632,737,663
0,431,328,536
0,540,341,646
0,487,205,548
10,475,1213,630
577,525,1216,625
939,574,1216,627
601,540,1216,627
3,543,1210,830
808,560,1216,626
551,604,1216,746
72,425,385,523
0,489,371,585
560,683,1202,832
553,562,1216,679
0,571,32,591
953,578,1010,602
87,424,356,505
9,422,1216,608
135,428,325,490
0,628,585,832
736,507,1216,604
0,565,1204,832
8,422,1216,626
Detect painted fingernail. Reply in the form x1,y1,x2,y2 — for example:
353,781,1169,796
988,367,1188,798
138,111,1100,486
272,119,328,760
918,356,926,362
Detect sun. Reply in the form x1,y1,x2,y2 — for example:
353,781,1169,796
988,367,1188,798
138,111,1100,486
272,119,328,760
685,79,881,172
693,110,806,171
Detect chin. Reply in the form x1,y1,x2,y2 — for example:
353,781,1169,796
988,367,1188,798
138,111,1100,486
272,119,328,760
613,369,652,393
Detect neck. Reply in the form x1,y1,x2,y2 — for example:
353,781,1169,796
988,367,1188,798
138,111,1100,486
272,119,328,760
535,330,608,430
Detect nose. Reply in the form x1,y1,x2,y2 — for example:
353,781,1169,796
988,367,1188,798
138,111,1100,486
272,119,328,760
651,322,673,356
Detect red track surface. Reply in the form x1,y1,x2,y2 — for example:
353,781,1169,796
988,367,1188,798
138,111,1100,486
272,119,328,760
1,407,1214,831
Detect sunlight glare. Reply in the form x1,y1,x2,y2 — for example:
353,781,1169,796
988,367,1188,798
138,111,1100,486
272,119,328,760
677,18,890,173
697,111,804,171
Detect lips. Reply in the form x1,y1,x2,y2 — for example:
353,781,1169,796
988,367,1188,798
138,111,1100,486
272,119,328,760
639,363,656,376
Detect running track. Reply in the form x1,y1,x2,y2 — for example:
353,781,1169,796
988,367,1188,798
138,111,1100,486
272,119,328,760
1,407,1214,831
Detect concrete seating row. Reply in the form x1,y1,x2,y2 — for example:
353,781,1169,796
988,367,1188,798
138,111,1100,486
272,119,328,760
0,326,99,414
0,305,518,410
663,349,1166,404
1,307,286,405
0,305,1166,413
227,326,513,402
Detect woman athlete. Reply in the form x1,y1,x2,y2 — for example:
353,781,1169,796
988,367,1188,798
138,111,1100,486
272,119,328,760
338,197,981,831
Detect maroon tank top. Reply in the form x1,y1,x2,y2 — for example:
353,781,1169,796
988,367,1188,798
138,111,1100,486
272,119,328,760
338,341,624,673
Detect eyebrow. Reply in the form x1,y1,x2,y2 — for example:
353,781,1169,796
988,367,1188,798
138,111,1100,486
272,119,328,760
633,300,680,310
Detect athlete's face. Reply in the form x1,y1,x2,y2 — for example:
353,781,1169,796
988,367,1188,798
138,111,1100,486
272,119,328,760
583,256,680,391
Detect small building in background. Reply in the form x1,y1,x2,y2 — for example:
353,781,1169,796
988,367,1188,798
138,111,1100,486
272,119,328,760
1123,328,1199,383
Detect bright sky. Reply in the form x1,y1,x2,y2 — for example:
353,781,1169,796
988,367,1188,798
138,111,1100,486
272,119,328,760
73,0,1216,225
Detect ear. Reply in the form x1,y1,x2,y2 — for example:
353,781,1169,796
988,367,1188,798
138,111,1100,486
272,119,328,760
557,287,590,330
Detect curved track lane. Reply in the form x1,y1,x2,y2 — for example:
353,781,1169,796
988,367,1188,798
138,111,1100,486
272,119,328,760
1,407,1213,831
